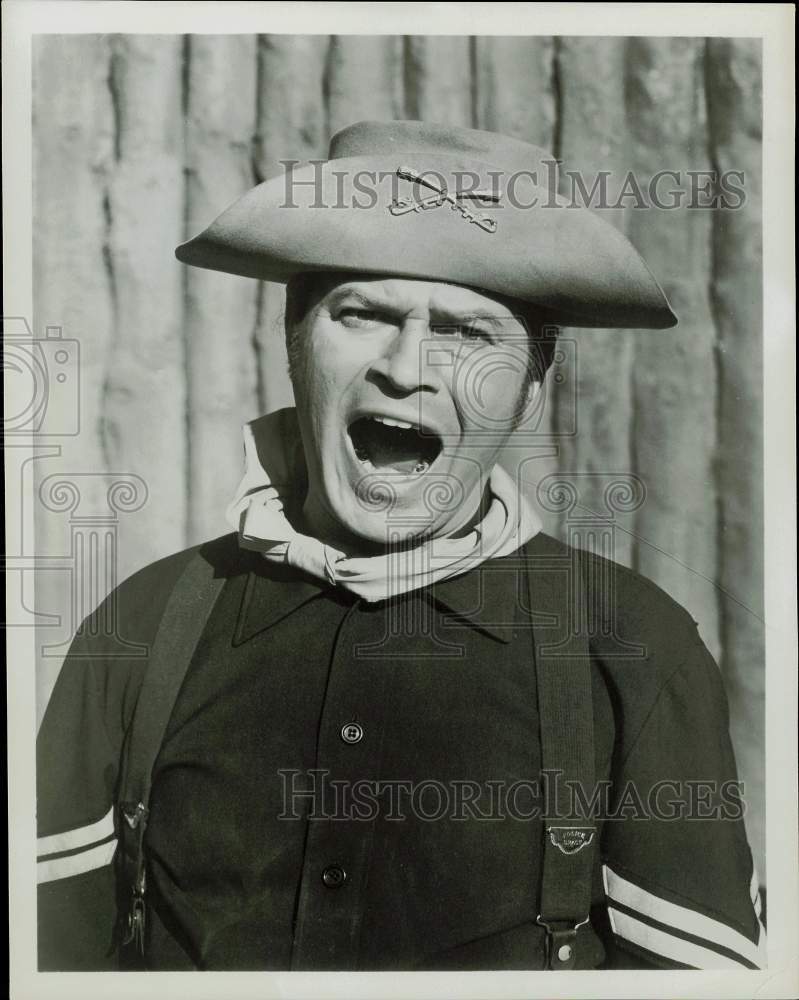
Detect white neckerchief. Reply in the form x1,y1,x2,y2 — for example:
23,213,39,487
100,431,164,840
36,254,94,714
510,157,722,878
226,408,542,603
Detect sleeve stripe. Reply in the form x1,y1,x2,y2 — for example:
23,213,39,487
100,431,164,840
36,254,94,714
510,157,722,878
608,897,760,968
749,868,764,920
37,837,117,884
603,864,765,969
749,867,759,903
37,805,115,857
607,907,747,970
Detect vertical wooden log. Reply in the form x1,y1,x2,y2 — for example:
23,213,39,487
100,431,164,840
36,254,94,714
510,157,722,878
404,36,473,125
706,38,765,880
473,36,555,145
184,35,260,543
326,36,404,133
472,37,561,537
103,36,187,571
626,38,721,660
32,36,115,718
552,38,636,565
253,35,329,417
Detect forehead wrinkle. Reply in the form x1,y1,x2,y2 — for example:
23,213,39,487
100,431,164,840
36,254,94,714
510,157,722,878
326,287,379,308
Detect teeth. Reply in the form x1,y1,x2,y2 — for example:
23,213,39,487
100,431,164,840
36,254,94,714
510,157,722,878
373,415,414,429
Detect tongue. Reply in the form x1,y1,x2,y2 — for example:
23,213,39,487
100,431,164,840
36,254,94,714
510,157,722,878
354,420,433,474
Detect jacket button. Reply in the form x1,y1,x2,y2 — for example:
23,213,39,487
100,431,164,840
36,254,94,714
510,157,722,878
340,722,363,744
322,864,347,888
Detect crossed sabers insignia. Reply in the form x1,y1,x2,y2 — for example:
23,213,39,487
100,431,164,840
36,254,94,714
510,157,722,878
389,166,500,233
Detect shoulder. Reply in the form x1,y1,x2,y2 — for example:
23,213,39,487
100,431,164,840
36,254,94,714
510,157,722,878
47,534,252,751
115,530,245,597
521,533,736,789
89,532,248,641
523,529,699,623
522,530,711,686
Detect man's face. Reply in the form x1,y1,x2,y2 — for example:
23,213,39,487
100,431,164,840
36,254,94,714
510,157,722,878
289,274,539,549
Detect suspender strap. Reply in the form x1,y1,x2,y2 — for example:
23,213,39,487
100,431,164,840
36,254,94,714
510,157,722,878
527,546,597,970
117,549,226,957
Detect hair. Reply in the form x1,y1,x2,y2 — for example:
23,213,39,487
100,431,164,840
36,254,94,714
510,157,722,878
284,272,325,383
284,271,559,387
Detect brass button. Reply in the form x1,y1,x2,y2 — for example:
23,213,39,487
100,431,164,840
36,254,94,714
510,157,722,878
340,722,363,744
557,943,572,962
321,864,347,888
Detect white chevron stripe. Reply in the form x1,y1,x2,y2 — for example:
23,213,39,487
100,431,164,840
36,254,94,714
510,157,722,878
749,867,765,925
37,806,114,858
37,838,117,884
749,867,759,903
748,866,768,963
603,865,765,968
608,907,745,970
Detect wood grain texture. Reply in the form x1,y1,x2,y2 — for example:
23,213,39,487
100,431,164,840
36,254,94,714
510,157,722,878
706,37,765,876
626,37,721,660
472,36,561,535
32,35,115,715
326,35,404,133
553,37,636,564
32,35,114,469
252,35,329,420
473,36,555,146
184,35,260,542
103,36,187,568
404,36,473,125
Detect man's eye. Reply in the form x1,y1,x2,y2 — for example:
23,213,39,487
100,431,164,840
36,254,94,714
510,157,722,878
463,326,492,343
337,307,382,326
433,324,492,343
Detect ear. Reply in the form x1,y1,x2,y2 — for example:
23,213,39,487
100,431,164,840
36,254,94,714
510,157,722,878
524,377,543,411
511,376,543,432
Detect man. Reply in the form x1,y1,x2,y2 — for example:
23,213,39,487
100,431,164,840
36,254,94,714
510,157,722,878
36,120,765,971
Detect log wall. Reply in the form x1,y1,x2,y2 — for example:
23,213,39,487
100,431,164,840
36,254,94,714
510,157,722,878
31,34,765,875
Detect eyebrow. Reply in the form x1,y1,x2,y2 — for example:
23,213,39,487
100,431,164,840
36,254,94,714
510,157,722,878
327,287,520,330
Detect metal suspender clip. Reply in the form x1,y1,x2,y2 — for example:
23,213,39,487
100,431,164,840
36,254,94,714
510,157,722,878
121,801,149,956
536,913,589,970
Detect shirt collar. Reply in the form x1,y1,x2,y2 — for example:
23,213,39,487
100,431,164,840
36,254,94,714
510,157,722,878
233,550,523,647
427,557,520,643
232,561,328,646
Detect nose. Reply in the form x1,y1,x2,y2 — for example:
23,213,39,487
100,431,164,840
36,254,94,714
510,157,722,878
368,320,440,396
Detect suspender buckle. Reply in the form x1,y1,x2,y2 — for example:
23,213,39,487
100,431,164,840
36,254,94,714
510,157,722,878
536,914,589,970
120,801,149,957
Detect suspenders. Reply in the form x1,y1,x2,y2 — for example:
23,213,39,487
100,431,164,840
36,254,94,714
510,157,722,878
116,541,597,968
117,550,226,959
526,547,597,969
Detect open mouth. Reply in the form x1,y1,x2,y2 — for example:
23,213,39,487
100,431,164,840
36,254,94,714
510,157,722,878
348,415,443,475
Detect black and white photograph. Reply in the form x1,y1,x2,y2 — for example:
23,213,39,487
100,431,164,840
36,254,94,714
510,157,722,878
4,3,797,998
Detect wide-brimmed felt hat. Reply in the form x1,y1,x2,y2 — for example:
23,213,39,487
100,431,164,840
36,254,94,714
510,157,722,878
176,119,677,330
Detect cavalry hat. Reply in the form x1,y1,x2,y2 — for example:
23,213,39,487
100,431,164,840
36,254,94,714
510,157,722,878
176,119,676,329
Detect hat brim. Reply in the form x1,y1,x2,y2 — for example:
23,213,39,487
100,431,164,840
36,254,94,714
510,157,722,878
176,155,677,330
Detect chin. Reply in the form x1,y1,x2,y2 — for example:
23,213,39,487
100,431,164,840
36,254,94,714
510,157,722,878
325,465,482,553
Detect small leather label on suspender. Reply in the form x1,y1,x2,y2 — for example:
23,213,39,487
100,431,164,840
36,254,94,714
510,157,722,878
547,826,596,855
